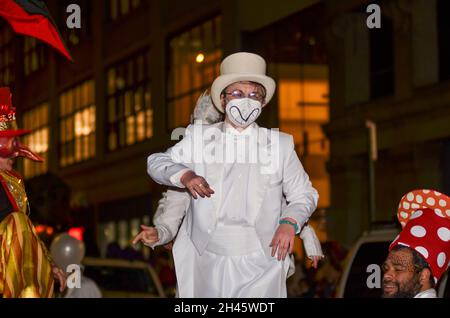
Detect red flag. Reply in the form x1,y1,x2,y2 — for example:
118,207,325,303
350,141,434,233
0,0,72,61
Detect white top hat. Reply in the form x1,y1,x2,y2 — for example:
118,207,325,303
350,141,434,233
211,52,276,113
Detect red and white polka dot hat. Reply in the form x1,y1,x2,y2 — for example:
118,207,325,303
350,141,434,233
390,189,450,283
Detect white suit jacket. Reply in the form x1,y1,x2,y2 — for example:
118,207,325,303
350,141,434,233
147,122,319,258
151,189,324,260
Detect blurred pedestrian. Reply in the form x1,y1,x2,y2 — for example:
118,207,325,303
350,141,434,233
314,241,346,297
106,242,122,259
51,233,102,298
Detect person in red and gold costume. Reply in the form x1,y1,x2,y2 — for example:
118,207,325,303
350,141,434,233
0,87,66,298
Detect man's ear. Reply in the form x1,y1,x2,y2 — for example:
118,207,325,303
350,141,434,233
419,268,432,286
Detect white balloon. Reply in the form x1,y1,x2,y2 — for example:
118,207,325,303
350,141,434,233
50,233,85,272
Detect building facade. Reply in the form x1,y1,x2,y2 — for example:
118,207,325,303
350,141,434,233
324,0,450,246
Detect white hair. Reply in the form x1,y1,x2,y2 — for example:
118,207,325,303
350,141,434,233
190,90,224,125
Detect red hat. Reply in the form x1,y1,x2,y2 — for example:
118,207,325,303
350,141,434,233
0,87,43,162
390,189,450,283
0,87,31,137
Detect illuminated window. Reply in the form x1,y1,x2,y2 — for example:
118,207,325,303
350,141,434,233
99,221,116,257
24,37,46,76
106,50,152,151
59,80,96,167
141,215,150,258
108,0,143,21
22,103,49,179
278,64,330,208
0,23,14,86
118,220,128,249
279,78,329,156
167,16,222,129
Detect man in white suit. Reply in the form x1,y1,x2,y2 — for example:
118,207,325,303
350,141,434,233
146,52,318,297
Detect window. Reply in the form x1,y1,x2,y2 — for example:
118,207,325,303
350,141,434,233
118,220,128,249
106,50,152,151
108,0,143,22
369,17,394,99
99,221,116,255
98,195,152,257
24,37,47,76
0,23,14,86
167,16,222,129
278,68,330,208
22,103,49,179
59,80,96,167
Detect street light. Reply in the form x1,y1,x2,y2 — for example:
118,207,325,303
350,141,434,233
196,53,205,63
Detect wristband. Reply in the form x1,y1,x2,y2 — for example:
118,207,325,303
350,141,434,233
279,219,299,233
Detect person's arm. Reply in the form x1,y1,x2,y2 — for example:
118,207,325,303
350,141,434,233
270,136,319,261
147,124,215,199
300,223,324,268
281,136,319,231
151,189,191,247
133,188,191,248
147,125,195,188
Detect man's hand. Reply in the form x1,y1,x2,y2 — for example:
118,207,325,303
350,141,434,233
163,241,174,251
270,221,296,261
52,266,67,293
132,225,159,246
180,170,215,199
310,255,322,269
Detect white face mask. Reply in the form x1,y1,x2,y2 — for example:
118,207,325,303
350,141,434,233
225,98,262,128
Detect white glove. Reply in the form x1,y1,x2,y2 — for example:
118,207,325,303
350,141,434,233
299,224,324,260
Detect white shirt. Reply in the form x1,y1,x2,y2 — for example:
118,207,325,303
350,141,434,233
414,288,437,298
217,122,255,226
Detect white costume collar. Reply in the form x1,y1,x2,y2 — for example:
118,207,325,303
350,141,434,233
224,121,256,136
414,288,437,298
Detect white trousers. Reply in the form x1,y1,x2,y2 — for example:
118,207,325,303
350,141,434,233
173,222,290,298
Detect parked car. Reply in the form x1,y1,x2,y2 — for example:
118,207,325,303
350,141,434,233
82,257,166,298
336,225,450,298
